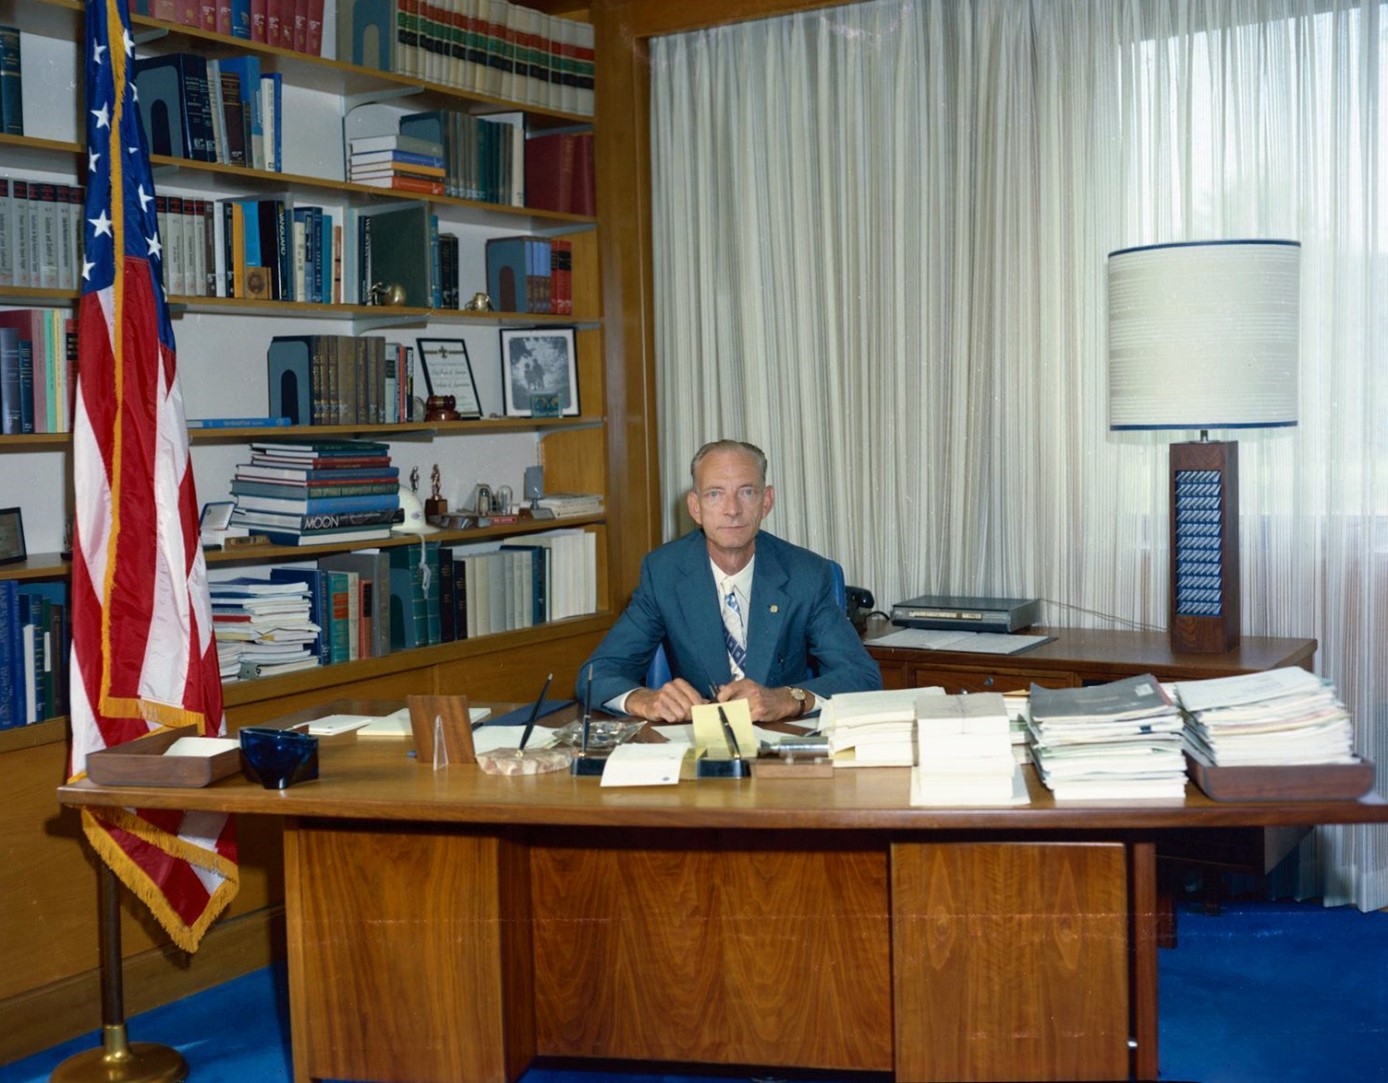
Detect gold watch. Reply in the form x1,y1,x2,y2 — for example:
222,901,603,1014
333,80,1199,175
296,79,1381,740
787,687,809,718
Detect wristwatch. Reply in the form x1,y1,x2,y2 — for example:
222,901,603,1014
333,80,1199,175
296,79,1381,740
787,687,809,718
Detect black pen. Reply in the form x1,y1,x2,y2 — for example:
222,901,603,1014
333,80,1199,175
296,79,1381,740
580,665,594,755
518,672,553,753
717,705,743,760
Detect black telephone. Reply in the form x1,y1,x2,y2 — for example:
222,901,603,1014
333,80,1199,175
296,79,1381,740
844,586,875,635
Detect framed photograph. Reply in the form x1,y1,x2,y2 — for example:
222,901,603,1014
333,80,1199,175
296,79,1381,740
500,327,579,418
416,338,483,419
0,507,25,565
199,501,236,532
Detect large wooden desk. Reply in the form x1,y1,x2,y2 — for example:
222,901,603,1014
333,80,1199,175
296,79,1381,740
58,707,1387,1083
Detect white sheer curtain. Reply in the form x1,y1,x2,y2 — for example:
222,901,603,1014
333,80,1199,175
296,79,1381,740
649,0,1387,908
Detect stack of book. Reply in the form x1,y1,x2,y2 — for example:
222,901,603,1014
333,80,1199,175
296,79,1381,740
229,439,400,546
911,692,1024,805
1028,674,1188,800
535,492,603,518
820,688,930,767
1173,667,1356,767
347,134,446,195
208,577,321,682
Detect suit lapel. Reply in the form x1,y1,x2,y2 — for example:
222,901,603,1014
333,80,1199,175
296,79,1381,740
673,534,733,689
744,539,788,684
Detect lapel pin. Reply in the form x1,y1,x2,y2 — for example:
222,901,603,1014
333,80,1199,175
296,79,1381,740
770,604,779,613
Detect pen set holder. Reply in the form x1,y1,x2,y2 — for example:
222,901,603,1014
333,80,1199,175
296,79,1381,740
570,750,610,776
695,753,753,779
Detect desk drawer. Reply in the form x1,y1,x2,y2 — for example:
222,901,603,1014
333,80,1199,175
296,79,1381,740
907,665,1077,694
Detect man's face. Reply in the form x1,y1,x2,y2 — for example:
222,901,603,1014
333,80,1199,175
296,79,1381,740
686,448,775,562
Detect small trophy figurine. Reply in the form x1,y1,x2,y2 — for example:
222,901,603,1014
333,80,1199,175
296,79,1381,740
425,464,447,521
409,466,420,493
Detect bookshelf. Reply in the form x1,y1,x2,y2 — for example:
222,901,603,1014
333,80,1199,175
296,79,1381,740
0,0,612,1059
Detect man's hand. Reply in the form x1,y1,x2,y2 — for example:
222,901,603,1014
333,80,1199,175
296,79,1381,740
716,679,812,722
625,679,708,723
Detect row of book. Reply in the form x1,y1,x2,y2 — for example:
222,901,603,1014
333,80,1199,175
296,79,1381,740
484,236,573,315
133,0,327,58
210,525,597,681
0,180,85,292
266,337,417,427
0,25,22,137
366,110,525,205
132,53,283,172
0,580,68,729
341,0,595,117
229,440,402,546
0,309,76,435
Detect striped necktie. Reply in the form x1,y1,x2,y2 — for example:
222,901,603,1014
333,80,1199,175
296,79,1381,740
721,579,747,679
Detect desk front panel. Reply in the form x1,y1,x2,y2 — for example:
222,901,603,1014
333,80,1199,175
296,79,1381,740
529,831,894,1070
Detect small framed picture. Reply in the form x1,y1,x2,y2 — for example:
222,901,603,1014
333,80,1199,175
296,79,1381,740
500,327,579,418
0,507,25,564
416,338,483,419
199,501,236,532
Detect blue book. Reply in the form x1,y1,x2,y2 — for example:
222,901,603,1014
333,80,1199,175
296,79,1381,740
187,417,291,428
0,581,20,728
235,492,400,514
217,57,263,169
21,581,67,718
16,337,33,433
229,0,252,39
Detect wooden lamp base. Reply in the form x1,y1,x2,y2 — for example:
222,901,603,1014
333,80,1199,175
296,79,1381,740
1168,440,1240,654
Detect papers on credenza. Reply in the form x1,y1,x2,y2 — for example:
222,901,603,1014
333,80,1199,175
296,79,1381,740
871,628,1053,655
310,706,490,737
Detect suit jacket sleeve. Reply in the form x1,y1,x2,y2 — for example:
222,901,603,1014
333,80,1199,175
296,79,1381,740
578,551,666,707
796,561,882,698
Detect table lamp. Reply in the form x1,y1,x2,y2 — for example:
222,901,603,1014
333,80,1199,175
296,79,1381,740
1107,239,1301,654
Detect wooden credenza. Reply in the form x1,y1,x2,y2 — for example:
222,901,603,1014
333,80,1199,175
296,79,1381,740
864,622,1317,692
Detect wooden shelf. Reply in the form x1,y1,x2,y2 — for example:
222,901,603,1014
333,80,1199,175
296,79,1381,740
0,715,65,754
222,611,610,707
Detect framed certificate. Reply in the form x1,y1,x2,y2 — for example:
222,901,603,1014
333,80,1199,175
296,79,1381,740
0,507,25,564
415,338,483,419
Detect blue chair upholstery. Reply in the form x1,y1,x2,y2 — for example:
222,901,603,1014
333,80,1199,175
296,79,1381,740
645,560,847,688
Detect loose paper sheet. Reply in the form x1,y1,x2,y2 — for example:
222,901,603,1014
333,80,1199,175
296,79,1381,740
600,743,689,787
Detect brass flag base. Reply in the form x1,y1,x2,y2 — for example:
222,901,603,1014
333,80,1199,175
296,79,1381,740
49,863,188,1083
49,1025,187,1083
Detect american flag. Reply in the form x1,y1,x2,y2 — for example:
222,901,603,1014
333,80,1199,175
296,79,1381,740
68,0,237,952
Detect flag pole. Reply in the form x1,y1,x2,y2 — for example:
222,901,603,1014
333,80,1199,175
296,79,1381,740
48,862,187,1083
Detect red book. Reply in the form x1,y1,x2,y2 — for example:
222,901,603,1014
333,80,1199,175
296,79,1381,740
265,0,282,48
291,0,308,52
199,0,217,32
250,0,267,42
524,132,576,214
573,131,595,216
304,0,325,55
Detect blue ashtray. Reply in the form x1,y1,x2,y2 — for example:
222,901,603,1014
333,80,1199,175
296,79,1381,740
239,727,319,789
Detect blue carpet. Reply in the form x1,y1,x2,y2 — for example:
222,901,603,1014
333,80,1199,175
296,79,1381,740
4,900,1386,1082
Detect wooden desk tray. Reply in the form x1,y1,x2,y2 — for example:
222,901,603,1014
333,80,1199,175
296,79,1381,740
87,726,242,788
1185,753,1375,802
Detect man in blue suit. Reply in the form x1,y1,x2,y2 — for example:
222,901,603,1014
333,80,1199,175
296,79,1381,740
580,440,881,722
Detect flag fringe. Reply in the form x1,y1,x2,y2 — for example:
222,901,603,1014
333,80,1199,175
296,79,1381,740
80,807,240,955
102,694,210,732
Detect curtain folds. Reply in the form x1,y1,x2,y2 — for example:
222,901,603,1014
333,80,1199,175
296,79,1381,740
649,0,1387,908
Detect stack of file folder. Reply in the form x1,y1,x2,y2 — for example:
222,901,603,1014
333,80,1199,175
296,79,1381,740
819,688,925,766
1173,667,1356,767
910,692,1025,805
1028,674,1187,800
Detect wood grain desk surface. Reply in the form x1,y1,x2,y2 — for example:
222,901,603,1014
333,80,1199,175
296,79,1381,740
57,699,1388,832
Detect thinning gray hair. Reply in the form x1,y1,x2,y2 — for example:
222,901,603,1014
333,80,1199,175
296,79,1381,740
689,440,768,486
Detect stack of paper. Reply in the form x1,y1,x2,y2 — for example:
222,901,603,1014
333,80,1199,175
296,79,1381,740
1028,674,1187,800
1002,690,1032,764
1173,667,1356,767
910,692,1026,805
820,688,939,767
208,577,320,681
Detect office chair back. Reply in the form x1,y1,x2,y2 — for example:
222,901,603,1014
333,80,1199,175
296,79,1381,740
645,559,847,688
